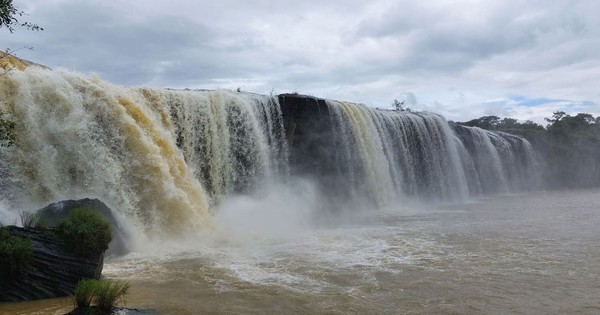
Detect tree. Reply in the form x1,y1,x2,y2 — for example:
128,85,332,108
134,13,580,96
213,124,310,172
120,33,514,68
392,99,411,112
573,113,595,125
544,111,566,124
0,0,43,33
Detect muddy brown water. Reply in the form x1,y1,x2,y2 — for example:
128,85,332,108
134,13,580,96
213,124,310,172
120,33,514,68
2,189,599,314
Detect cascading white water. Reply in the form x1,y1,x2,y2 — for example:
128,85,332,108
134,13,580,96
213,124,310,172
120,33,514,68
0,67,287,234
320,100,538,206
326,101,471,206
0,65,539,234
166,90,288,205
454,126,539,194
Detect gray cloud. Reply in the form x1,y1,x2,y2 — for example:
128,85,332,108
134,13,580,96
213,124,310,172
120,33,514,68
1,0,599,122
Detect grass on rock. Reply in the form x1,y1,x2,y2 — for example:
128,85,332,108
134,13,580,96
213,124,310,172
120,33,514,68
59,208,112,257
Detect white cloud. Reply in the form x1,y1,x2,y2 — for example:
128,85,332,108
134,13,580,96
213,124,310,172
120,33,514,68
1,0,599,122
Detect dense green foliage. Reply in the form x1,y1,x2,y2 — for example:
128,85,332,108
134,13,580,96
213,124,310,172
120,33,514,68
73,279,130,312
0,110,15,147
58,208,112,257
457,111,600,188
0,227,32,280
0,0,43,33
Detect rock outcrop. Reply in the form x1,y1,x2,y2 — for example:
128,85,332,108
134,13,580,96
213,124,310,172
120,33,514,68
37,198,131,257
0,198,131,302
0,226,103,302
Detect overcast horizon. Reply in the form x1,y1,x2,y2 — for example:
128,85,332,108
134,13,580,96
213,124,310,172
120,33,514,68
2,0,599,124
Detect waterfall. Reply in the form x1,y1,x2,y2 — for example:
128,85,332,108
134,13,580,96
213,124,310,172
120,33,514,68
0,68,287,233
280,95,539,208
0,66,540,232
326,101,471,205
166,90,288,205
452,125,539,195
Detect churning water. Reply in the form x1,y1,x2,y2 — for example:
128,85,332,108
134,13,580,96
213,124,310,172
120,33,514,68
4,188,600,314
103,188,600,314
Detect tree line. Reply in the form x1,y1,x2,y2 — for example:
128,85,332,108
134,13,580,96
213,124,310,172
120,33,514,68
456,111,600,134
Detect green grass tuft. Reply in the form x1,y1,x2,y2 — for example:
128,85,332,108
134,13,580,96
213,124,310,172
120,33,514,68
58,208,112,257
73,279,130,312
95,280,130,311
74,279,97,308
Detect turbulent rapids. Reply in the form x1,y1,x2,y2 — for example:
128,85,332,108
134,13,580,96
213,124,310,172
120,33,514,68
0,66,538,233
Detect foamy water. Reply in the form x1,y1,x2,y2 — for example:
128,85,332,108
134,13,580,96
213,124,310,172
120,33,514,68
93,188,600,314
2,189,600,314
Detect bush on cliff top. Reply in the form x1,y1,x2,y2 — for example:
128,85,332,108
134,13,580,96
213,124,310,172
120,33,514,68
0,227,33,280
59,208,112,258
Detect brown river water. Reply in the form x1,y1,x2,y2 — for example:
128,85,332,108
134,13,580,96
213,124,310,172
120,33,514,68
1,189,599,314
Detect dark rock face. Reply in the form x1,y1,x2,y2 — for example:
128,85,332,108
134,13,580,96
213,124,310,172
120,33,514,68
278,94,352,207
279,94,336,179
37,198,131,257
0,226,103,302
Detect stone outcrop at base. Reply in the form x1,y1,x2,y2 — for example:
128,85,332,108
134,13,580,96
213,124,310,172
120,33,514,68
0,226,103,302
37,198,131,257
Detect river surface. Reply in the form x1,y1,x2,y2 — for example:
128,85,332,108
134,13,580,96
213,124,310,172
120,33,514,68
2,189,600,314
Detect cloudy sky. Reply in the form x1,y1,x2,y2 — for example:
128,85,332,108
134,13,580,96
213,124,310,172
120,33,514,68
2,0,599,123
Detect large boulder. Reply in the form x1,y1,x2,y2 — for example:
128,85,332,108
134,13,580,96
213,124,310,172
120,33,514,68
36,198,131,257
0,226,103,301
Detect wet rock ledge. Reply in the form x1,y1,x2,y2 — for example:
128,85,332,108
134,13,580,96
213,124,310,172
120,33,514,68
0,225,104,301
0,198,128,302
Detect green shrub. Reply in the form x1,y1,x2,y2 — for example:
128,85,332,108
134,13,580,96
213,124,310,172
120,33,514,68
19,211,46,229
0,227,33,279
73,279,130,312
58,208,112,257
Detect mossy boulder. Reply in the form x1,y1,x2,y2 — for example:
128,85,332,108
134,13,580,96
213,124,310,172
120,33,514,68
0,198,129,302
37,198,131,257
